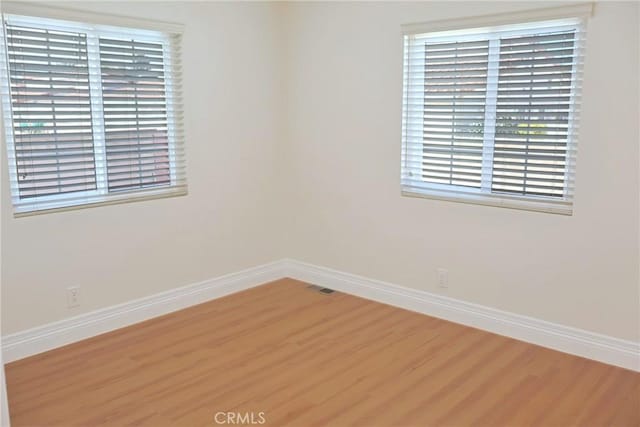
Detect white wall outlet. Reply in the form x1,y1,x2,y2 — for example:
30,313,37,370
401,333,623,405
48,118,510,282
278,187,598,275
436,268,449,289
66,286,80,308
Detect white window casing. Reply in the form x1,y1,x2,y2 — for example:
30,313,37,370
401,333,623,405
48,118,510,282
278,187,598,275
401,4,592,215
0,3,185,216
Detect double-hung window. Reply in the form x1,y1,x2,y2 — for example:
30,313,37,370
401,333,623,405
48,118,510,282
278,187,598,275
401,6,590,214
0,7,185,216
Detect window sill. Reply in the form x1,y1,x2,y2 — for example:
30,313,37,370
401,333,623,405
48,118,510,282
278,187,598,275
401,187,573,216
13,186,188,218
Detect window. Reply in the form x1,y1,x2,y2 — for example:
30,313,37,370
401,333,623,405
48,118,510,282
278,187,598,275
401,8,589,214
0,10,185,216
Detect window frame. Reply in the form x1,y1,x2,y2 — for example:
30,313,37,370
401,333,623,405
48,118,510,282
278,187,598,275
0,3,185,217
400,4,592,215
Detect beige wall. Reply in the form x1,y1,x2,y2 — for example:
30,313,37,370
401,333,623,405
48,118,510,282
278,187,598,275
2,1,639,343
283,1,640,342
1,1,287,334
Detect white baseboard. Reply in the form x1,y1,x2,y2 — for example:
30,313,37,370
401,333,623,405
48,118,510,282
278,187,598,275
1,261,286,363
3,258,639,372
283,259,640,372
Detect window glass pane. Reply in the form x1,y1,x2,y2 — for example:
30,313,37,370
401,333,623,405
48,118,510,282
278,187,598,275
493,30,576,198
6,23,96,199
99,37,171,192
422,39,488,188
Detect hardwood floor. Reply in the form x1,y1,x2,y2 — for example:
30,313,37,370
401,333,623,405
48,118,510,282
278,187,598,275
6,279,640,426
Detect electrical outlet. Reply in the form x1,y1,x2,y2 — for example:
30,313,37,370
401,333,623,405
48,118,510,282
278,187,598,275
436,268,449,289
67,286,80,308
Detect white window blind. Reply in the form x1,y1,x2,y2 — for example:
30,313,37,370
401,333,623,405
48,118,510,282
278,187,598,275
420,39,489,189
4,24,96,200
401,11,588,215
0,11,185,216
99,37,172,192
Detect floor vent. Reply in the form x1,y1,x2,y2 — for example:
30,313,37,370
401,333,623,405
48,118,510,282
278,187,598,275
307,285,336,294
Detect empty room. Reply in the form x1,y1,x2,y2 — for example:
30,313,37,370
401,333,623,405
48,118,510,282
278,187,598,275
0,0,638,426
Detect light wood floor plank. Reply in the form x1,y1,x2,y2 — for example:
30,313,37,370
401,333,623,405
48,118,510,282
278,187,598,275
6,279,640,426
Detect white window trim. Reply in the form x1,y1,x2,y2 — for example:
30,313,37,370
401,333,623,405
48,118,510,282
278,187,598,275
86,30,108,196
0,4,186,217
400,5,591,216
401,3,593,36
0,2,183,34
480,38,499,193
